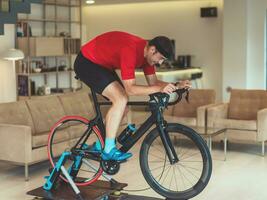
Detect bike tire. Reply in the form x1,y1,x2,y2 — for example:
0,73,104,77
140,123,212,199
47,115,104,186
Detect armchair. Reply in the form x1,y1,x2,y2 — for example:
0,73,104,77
207,89,267,156
164,89,217,127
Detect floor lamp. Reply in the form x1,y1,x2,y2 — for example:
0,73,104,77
1,48,25,101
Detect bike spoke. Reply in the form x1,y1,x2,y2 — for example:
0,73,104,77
149,152,166,161
180,150,201,161
160,164,172,186
153,165,171,182
173,165,179,191
178,163,200,181
159,161,202,184
178,163,202,172
144,126,211,198
179,160,203,163
150,160,166,163
176,164,187,189
177,165,195,187
150,142,166,156
150,163,168,172
168,167,175,190
176,135,186,157
178,147,196,160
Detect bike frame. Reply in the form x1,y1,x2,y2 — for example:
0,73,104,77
73,88,179,164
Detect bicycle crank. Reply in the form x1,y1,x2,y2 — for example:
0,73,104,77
100,160,120,175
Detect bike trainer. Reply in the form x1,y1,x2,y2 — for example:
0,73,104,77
27,179,166,200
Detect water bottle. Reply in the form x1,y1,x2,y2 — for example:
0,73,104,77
117,124,136,145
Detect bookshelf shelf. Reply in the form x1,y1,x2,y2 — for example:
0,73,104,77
16,0,82,98
17,69,74,76
18,18,80,23
43,0,81,7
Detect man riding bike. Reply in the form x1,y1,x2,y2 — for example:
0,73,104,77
74,31,190,162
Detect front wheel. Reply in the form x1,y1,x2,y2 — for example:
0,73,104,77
140,123,212,199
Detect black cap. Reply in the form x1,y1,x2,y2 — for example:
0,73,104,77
149,36,174,60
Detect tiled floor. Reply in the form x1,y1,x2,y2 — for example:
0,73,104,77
0,112,267,199
0,142,267,200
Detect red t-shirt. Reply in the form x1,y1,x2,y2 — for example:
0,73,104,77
81,31,155,80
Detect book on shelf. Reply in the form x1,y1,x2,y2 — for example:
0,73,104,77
63,38,81,54
18,75,29,96
16,22,32,37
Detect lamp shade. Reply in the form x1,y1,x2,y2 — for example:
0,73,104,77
2,48,24,61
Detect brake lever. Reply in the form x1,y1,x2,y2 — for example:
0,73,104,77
176,88,190,103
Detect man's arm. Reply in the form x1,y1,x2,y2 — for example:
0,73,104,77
122,78,162,96
145,74,192,90
122,77,177,96
145,74,169,87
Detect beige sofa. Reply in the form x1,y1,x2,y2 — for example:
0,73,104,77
207,89,267,155
0,91,109,180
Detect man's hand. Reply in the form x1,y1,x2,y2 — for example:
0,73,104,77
161,80,191,94
175,80,191,89
161,83,177,94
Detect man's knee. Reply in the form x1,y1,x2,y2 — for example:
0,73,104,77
102,81,128,105
113,94,128,107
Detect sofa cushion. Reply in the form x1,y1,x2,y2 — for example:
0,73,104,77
68,123,104,148
68,122,89,139
164,105,174,116
173,89,215,118
26,96,66,135
0,101,35,133
228,90,267,120
32,129,70,148
59,91,95,119
213,118,257,131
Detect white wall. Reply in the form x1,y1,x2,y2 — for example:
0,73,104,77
5,0,266,103
223,0,267,101
247,0,267,90
0,24,16,103
82,0,223,100
222,0,247,100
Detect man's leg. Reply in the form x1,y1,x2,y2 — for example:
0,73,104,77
121,106,129,125
100,81,132,161
102,81,128,140
94,105,129,150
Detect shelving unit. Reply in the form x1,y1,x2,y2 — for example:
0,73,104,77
16,0,82,99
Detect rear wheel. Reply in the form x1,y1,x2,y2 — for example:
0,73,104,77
140,123,212,199
47,116,104,186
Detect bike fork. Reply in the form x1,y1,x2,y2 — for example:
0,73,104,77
157,124,179,164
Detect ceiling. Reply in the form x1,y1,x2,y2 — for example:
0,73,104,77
83,0,218,6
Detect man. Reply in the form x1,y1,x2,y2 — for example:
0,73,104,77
74,31,190,161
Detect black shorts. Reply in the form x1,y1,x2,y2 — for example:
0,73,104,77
74,52,123,94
